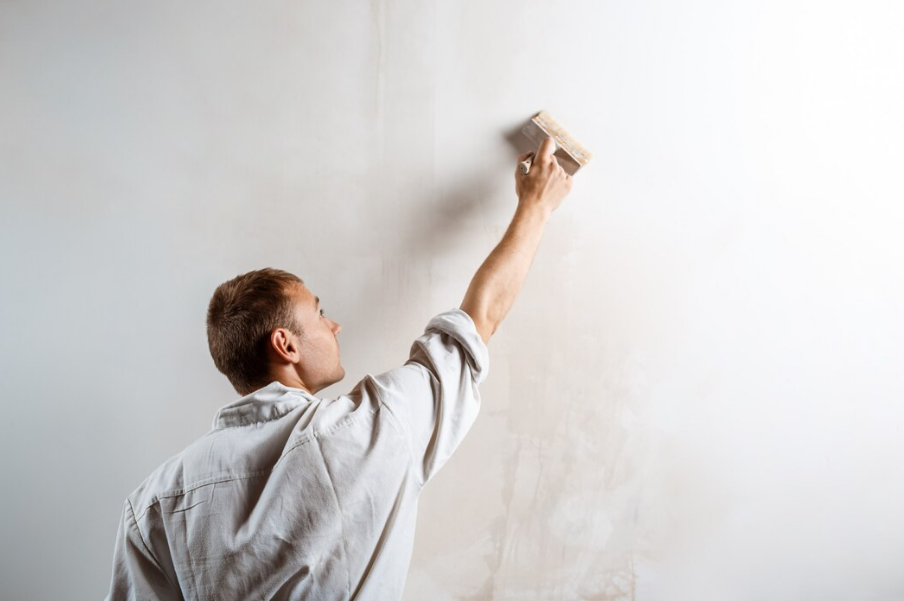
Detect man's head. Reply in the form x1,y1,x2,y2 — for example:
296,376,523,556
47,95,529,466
206,268,344,396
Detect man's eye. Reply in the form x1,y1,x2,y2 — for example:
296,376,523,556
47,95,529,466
319,309,325,317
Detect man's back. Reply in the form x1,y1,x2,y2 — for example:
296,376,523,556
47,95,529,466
106,309,488,600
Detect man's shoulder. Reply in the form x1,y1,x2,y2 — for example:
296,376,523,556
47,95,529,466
124,429,223,520
123,399,379,519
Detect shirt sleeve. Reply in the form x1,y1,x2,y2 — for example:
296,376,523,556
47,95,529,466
368,308,489,487
105,499,180,601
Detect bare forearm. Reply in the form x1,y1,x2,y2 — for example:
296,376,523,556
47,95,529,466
460,137,573,343
460,204,551,343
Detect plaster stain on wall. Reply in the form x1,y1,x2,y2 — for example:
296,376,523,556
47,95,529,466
457,336,650,599
579,555,637,601
548,492,614,552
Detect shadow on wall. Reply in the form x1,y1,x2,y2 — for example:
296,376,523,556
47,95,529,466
502,116,536,157
400,119,536,258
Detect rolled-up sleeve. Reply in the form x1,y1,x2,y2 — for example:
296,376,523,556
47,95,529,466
370,308,489,487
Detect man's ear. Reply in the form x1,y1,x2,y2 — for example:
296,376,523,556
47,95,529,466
269,328,299,363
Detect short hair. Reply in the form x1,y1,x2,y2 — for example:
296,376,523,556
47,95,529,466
206,268,304,395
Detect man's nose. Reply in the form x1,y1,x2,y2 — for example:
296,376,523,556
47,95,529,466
333,321,342,335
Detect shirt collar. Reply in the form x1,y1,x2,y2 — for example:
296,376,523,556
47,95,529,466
212,381,317,429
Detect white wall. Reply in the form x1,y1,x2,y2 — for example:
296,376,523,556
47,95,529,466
2,1,903,599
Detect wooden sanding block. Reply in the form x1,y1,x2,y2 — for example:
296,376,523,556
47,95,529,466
519,110,592,176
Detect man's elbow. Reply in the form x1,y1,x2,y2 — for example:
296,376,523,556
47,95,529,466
460,304,496,344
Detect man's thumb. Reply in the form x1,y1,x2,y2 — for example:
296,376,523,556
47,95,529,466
537,136,557,160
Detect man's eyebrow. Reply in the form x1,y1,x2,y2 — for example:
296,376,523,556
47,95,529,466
315,296,320,307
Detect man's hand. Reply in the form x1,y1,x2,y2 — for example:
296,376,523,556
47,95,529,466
515,137,573,215
460,137,575,344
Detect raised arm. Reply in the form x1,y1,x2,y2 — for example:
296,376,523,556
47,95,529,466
460,137,574,343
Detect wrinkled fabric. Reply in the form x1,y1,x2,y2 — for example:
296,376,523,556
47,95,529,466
105,308,488,601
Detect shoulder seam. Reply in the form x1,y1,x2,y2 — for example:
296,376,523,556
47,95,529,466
126,497,179,590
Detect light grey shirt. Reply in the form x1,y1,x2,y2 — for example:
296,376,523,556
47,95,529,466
105,308,488,600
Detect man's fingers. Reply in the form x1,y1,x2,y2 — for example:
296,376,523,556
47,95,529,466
536,136,557,162
517,151,534,162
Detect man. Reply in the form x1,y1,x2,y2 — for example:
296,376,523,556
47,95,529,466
105,137,572,600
